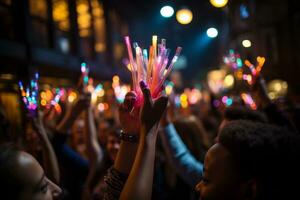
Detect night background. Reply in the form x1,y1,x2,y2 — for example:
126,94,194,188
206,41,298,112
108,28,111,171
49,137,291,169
0,1,300,199
1,0,299,90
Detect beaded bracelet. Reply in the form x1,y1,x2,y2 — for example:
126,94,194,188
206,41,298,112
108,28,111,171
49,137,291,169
119,130,138,143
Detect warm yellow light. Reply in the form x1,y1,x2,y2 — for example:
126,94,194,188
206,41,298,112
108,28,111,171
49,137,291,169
95,43,105,52
267,79,288,99
207,69,226,94
68,92,77,103
180,94,188,102
210,0,228,8
113,75,120,83
181,101,188,108
40,92,46,99
98,90,105,97
41,99,47,106
176,8,193,25
224,74,235,89
235,70,243,80
242,40,252,48
165,85,173,95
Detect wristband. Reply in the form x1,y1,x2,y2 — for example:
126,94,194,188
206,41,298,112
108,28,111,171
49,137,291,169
119,130,138,143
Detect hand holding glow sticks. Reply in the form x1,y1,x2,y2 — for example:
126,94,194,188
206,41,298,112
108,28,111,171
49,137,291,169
19,72,39,117
124,35,182,107
243,56,266,85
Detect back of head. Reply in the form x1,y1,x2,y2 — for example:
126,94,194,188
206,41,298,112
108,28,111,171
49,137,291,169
219,120,300,200
174,115,210,161
224,106,268,123
0,143,21,199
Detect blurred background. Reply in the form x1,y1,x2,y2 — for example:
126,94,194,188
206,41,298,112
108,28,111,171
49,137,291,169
0,0,300,125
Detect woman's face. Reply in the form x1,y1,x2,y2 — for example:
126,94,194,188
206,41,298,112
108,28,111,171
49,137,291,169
15,152,61,200
195,143,243,200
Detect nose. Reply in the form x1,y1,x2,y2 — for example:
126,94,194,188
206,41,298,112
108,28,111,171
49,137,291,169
48,179,62,197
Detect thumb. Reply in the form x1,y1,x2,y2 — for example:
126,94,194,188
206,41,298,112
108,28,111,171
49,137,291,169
140,80,152,107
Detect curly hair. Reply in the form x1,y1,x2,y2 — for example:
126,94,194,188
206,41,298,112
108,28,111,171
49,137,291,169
224,106,268,123
219,120,300,200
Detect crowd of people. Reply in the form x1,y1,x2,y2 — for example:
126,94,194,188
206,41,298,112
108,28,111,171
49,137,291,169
1,72,300,200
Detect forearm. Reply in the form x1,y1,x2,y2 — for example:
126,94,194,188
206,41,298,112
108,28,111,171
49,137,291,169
120,126,157,200
114,141,138,174
85,108,103,162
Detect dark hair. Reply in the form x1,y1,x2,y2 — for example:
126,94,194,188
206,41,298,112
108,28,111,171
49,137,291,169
219,120,300,200
224,106,268,123
174,115,210,161
0,143,22,199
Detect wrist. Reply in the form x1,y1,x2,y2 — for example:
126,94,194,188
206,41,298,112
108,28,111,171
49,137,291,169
119,130,139,143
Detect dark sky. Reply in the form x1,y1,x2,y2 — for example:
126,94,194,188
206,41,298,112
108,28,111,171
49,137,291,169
111,0,228,83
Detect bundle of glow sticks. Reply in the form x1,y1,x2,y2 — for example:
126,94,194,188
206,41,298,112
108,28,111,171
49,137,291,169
125,35,182,107
243,56,266,85
223,49,243,70
19,73,39,114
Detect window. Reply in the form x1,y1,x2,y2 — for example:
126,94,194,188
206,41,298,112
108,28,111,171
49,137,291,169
240,4,250,19
29,0,49,48
91,0,105,53
0,0,14,39
52,0,70,54
76,0,93,58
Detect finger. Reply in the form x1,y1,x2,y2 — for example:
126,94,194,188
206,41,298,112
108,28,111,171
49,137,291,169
140,80,152,107
154,96,168,119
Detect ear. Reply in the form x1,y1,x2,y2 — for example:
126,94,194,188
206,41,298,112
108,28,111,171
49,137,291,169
241,178,258,200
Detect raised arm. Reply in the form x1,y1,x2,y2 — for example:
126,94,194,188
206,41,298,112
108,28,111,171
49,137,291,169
160,123,203,187
119,81,168,200
252,76,297,132
32,114,60,184
82,99,105,199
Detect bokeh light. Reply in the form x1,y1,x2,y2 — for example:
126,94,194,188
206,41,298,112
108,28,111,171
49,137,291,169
160,5,174,18
242,39,252,48
206,28,218,38
210,0,228,8
176,8,193,25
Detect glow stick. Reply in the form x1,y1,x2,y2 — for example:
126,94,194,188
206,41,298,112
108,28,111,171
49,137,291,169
245,60,257,76
124,36,182,107
153,47,182,97
241,93,257,110
152,35,157,59
125,36,138,91
223,49,243,70
18,73,40,114
256,56,265,75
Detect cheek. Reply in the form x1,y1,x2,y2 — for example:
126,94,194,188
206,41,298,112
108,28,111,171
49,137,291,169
31,191,53,200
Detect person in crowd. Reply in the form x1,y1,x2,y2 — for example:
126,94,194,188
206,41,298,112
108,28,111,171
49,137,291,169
82,104,121,200
251,75,297,132
159,105,268,188
0,144,62,200
173,115,210,162
103,80,168,200
196,120,300,200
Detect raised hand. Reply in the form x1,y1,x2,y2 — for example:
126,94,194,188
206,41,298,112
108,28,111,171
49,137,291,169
251,75,271,108
118,91,140,134
139,80,168,133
